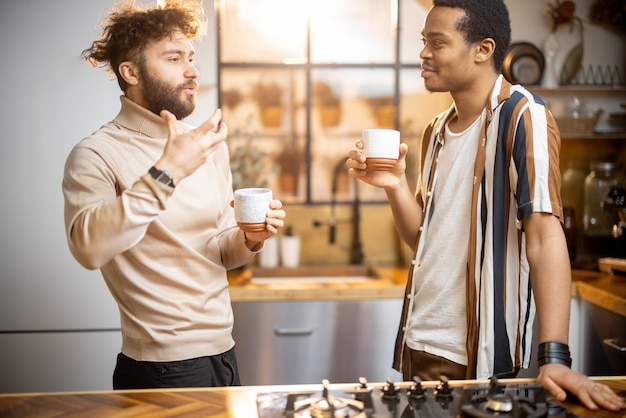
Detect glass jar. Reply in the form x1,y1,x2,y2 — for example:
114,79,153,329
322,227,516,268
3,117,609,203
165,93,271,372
583,161,626,260
561,162,587,262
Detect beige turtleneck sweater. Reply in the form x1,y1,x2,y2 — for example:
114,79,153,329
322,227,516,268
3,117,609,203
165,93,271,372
63,96,256,362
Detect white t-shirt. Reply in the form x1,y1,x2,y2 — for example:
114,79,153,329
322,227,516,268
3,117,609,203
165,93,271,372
405,111,484,366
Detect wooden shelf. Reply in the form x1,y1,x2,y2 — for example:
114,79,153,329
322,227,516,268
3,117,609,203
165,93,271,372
530,86,626,94
562,133,626,140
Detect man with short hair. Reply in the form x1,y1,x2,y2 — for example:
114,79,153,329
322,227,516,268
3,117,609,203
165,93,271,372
348,0,625,412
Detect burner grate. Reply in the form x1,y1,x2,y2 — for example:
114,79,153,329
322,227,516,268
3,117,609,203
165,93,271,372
256,377,574,418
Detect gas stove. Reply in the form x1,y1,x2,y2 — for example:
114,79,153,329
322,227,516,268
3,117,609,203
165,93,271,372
256,376,575,417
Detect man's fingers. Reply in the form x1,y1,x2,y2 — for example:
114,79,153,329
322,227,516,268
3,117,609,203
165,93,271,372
195,108,223,136
215,120,228,137
160,110,180,137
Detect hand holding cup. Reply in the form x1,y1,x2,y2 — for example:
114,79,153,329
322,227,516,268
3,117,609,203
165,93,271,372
233,188,273,232
361,129,400,171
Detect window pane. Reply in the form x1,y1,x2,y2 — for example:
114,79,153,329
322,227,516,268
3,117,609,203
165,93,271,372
309,0,396,63
399,69,452,190
221,68,307,202
220,0,308,63
310,68,395,202
399,0,429,64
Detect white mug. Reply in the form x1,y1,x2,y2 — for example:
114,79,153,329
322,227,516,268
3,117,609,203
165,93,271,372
361,129,400,160
233,188,272,231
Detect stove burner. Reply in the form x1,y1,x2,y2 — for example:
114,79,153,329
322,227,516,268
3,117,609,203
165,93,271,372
459,376,549,418
485,393,513,413
257,376,574,418
293,379,366,418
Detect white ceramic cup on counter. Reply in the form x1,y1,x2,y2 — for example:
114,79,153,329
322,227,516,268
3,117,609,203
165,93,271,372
280,235,301,268
361,128,400,170
258,236,279,268
233,187,272,232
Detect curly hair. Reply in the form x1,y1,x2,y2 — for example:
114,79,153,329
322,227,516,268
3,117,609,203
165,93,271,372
82,0,206,91
433,0,511,73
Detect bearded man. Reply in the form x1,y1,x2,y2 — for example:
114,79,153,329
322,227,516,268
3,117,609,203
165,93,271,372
62,0,285,389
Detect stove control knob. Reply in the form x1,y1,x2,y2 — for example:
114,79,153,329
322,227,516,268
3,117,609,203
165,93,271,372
381,377,400,401
408,376,425,399
434,377,454,409
351,377,374,413
434,377,453,398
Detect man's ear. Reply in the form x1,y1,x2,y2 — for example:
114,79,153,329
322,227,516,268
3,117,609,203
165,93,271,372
118,61,140,86
475,38,496,64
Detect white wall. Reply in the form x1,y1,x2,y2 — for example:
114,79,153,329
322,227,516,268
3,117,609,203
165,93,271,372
507,0,625,83
0,0,217,393
0,0,623,393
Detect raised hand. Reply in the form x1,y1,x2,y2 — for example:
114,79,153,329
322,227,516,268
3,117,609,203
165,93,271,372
156,108,228,183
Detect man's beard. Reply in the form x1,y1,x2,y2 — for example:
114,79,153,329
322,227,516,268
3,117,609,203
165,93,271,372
140,69,196,120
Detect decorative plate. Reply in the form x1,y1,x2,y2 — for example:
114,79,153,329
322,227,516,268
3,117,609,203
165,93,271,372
503,42,545,86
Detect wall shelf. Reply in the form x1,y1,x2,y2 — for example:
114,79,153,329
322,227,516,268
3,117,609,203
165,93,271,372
530,86,626,94
562,133,625,140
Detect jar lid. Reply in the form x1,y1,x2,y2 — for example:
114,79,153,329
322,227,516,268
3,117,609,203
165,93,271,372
590,161,621,171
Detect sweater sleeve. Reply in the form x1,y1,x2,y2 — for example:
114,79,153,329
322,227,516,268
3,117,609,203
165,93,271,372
209,143,260,270
62,142,173,270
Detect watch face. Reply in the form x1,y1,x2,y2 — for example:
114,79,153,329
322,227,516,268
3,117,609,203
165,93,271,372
157,172,173,185
149,166,174,187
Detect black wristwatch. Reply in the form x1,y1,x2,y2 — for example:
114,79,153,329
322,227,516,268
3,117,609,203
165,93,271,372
149,166,175,188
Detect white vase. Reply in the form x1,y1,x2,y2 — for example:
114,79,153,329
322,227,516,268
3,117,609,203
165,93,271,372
542,32,560,88
548,21,584,86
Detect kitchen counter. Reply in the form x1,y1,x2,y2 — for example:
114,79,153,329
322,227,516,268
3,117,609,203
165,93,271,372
228,266,407,301
228,265,626,317
572,269,626,318
1,377,624,417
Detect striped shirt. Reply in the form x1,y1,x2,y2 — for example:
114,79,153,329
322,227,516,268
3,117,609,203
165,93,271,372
393,75,563,379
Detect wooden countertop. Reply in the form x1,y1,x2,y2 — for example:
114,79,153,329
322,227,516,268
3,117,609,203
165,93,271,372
228,266,407,302
571,269,626,318
1,377,624,417
228,265,626,317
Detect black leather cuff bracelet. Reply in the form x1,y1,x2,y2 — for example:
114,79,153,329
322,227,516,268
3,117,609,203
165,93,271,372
537,341,572,368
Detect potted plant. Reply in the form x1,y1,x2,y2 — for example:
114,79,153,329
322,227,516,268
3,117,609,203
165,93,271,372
365,96,396,128
251,81,284,128
313,81,342,127
221,87,244,112
275,143,303,195
228,116,280,190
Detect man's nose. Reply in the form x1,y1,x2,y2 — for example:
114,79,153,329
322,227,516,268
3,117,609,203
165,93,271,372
186,62,200,78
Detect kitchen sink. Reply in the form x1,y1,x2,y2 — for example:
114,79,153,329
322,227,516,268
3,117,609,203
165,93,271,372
248,265,378,284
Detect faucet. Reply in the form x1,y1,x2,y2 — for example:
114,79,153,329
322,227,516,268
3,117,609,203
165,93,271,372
313,157,364,264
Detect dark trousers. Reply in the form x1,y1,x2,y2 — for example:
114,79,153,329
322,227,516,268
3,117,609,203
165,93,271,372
113,346,241,389
401,345,467,381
